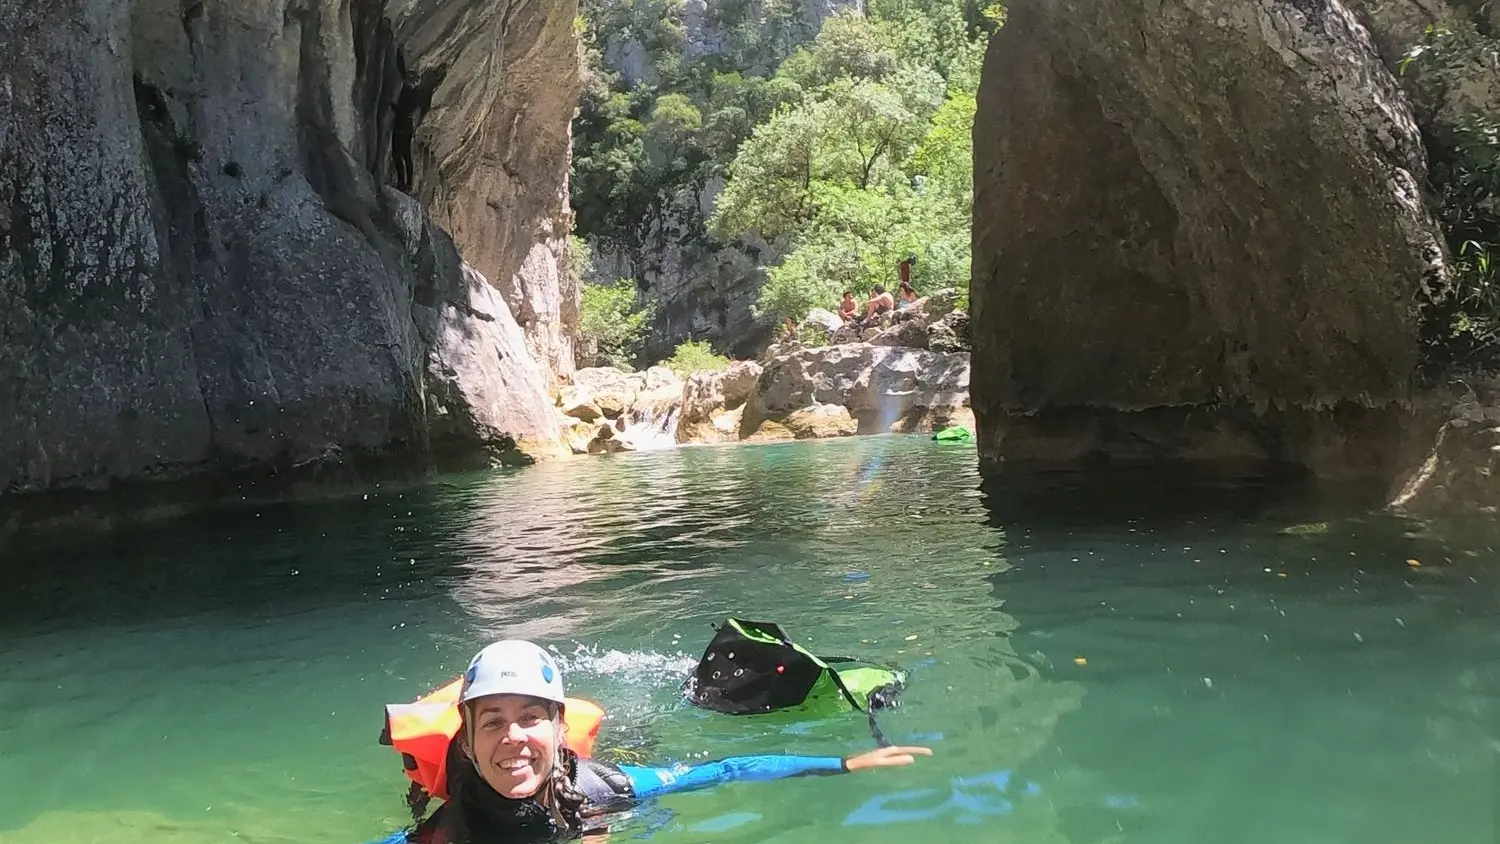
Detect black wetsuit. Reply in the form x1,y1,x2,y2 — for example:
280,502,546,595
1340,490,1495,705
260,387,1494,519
406,758,633,843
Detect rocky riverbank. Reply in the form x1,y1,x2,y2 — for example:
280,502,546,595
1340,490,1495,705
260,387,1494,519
552,290,974,451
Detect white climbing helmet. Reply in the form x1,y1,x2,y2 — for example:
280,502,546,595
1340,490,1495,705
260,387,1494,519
459,640,567,706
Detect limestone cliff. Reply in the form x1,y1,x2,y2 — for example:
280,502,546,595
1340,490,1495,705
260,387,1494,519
0,0,578,505
970,0,1449,477
589,180,780,360
397,0,581,379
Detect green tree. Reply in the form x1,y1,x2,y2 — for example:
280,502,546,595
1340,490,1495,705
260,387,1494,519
909,90,976,205
776,10,902,88
572,0,1000,341
577,275,656,369
709,99,834,238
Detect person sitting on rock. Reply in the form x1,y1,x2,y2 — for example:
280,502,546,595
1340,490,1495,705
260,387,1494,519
897,282,918,309
861,285,895,323
839,290,858,323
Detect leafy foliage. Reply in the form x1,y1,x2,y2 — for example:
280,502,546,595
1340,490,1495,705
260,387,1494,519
658,339,732,376
572,237,655,369
1399,22,1500,373
571,0,1001,340
707,1,991,324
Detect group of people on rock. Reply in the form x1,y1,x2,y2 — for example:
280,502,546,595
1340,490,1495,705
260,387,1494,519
773,255,923,342
839,281,917,326
839,254,921,328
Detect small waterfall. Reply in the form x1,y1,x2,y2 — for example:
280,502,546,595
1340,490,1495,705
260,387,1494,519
616,396,682,451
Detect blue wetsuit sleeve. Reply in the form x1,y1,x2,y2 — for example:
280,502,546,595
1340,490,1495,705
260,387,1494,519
619,754,847,799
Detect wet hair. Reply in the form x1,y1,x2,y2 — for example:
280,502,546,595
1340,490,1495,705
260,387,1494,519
843,290,853,297
872,285,886,294
408,702,587,842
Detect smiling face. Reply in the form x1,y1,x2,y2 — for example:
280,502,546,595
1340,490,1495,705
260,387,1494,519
462,694,564,799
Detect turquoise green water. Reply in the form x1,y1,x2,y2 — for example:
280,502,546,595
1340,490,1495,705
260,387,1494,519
1,437,1496,843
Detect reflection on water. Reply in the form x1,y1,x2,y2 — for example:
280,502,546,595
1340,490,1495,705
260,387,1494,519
0,437,1496,843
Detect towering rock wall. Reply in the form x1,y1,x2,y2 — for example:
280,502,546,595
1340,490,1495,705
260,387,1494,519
970,0,1449,477
397,0,582,379
0,0,579,503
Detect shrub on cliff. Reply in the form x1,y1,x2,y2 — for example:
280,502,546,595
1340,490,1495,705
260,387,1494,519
660,340,732,376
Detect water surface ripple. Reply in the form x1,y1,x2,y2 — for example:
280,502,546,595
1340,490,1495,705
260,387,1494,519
0,438,1495,843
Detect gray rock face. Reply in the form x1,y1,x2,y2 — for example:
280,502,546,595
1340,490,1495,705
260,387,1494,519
971,0,1448,473
742,344,972,436
0,0,576,501
589,179,781,359
676,359,763,443
927,311,970,353
869,320,930,350
397,0,581,382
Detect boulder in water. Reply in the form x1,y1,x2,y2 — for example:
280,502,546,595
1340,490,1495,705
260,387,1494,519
677,361,764,444
585,422,629,454
741,344,970,438
564,420,601,455
970,0,1445,472
783,404,859,439
1388,379,1500,513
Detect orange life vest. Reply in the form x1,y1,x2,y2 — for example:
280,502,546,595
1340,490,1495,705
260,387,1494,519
381,677,605,802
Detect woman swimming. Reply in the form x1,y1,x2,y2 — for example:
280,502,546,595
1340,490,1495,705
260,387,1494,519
391,639,932,843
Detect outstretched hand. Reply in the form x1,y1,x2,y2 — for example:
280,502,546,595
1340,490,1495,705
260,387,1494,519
843,745,933,772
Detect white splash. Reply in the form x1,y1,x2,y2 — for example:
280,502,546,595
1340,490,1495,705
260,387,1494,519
552,644,697,689
615,400,682,452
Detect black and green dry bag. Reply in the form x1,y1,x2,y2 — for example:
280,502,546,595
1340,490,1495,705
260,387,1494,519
685,619,905,719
